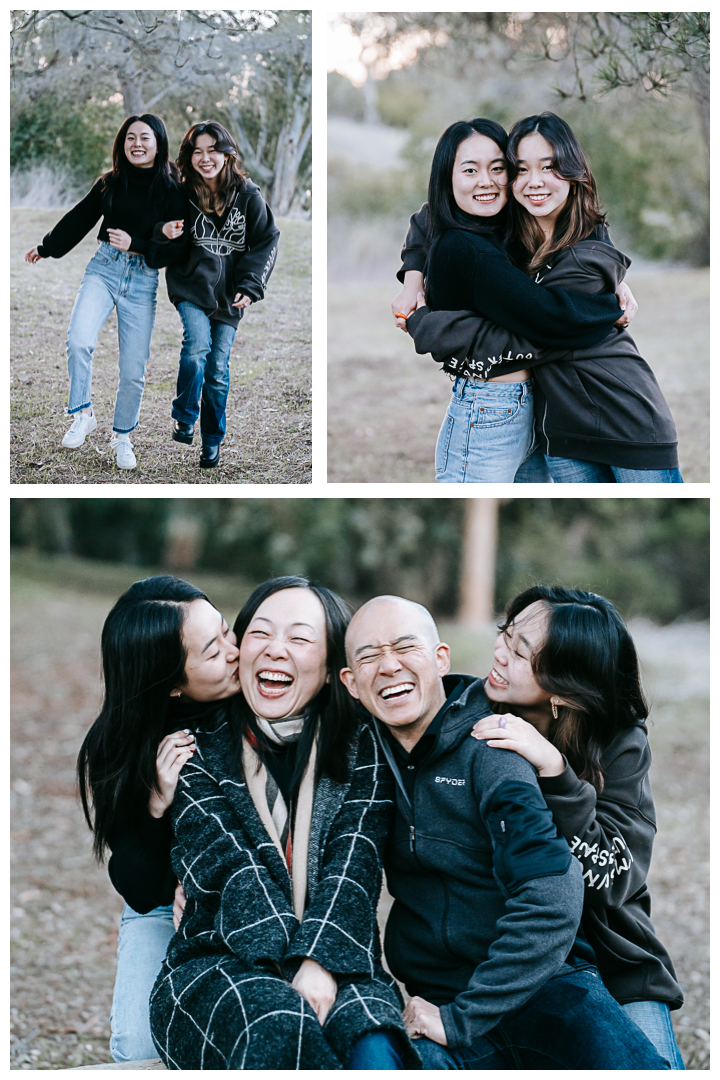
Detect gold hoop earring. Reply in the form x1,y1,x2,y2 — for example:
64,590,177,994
551,699,559,720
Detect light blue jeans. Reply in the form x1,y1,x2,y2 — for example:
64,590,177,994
109,903,174,1063
546,455,683,483
66,242,159,433
435,379,551,483
172,301,237,446
622,1000,685,1070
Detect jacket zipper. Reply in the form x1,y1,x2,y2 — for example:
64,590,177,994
542,399,550,453
409,825,416,853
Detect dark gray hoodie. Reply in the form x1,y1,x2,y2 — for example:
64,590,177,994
407,238,678,469
372,674,585,1049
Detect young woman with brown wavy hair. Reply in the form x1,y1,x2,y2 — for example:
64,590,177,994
473,585,685,1068
156,121,279,469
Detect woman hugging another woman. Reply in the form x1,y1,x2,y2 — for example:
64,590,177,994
157,121,279,469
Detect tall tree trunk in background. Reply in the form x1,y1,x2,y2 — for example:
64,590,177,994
165,503,203,572
459,499,499,627
268,73,311,214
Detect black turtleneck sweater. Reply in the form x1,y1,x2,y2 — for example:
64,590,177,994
37,162,186,262
106,699,227,914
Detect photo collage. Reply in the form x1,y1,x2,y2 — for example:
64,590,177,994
10,10,710,1072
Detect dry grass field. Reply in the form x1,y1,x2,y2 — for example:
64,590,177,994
11,210,311,485
327,266,709,484
11,555,709,1069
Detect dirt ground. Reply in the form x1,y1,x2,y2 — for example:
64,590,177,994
11,210,311,485
10,556,709,1069
327,268,709,484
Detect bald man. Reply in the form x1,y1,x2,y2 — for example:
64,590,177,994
340,596,669,1071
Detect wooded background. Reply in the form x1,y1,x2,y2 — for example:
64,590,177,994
10,496,709,625
11,9,311,215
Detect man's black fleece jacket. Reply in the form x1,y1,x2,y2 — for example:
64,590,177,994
371,674,584,1049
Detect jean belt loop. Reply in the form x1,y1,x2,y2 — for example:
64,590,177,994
461,377,469,398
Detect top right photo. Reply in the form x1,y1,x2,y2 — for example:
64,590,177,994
327,12,709,484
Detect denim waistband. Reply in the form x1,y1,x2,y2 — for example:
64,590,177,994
454,377,532,401
97,240,154,268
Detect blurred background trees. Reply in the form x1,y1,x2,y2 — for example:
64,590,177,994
11,9,311,215
328,11,708,267
10,497,709,625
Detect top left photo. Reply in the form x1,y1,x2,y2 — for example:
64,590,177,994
11,9,311,485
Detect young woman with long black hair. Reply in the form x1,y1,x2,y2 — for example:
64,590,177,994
471,585,685,1068
25,115,185,470
156,121,279,469
149,576,415,1069
77,575,240,1062
395,114,681,483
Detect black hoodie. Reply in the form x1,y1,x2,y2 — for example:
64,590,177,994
153,179,279,328
407,239,678,469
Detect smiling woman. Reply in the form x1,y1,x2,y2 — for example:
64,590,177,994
149,575,418,1070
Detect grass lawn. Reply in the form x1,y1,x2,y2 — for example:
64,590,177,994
11,210,311,485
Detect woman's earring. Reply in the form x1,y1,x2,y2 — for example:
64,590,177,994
551,698,559,720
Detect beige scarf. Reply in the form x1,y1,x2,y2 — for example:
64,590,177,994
242,734,317,921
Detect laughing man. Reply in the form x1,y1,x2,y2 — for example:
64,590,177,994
340,595,668,1070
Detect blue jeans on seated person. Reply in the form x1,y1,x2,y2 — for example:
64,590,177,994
622,1000,685,1069
347,1029,406,1069
436,379,551,483
546,455,683,484
109,903,175,1062
172,301,237,446
413,964,670,1070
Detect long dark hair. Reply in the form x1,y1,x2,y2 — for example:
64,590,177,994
426,118,509,247
177,120,247,215
506,112,607,273
499,585,648,792
101,113,179,208
231,576,356,796
77,575,211,859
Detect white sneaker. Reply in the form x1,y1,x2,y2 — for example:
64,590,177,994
62,410,97,448
112,434,137,470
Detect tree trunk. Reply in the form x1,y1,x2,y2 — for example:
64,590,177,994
119,70,144,116
164,505,203,571
268,76,311,214
458,500,499,627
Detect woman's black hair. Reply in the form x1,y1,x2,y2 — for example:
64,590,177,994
102,113,180,208
499,585,648,792
77,575,210,859
426,117,510,256
231,576,356,796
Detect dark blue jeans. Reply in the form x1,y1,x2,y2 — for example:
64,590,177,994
172,301,236,446
415,964,671,1070
347,1029,406,1069
546,455,683,483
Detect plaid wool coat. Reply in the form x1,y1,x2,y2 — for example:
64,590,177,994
149,714,418,1070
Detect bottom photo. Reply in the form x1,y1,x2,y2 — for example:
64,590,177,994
10,497,709,1070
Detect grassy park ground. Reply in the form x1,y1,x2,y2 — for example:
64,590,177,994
11,553,709,1069
327,239,709,483
11,210,311,485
